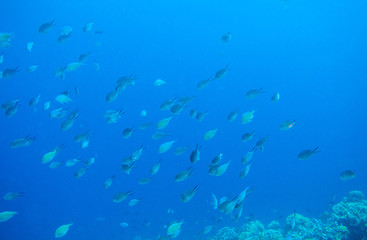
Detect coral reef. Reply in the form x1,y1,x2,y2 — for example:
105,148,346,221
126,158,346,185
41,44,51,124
208,190,367,240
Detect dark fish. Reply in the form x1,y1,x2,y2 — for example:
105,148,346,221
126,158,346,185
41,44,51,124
221,32,232,43
298,147,320,160
39,19,55,33
340,170,355,180
215,65,229,79
1,66,20,78
190,144,201,163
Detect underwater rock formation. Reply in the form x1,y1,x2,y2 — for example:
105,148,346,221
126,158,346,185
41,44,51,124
209,190,367,240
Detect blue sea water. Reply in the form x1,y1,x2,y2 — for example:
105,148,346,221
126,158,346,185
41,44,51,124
1,0,367,239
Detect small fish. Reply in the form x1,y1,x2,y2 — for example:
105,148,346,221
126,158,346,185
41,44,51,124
340,170,356,180
104,176,115,189
150,160,161,175
298,147,320,160
271,92,280,102
5,101,20,117
152,131,170,140
174,167,193,182
26,42,34,51
174,146,190,155
158,140,176,153
122,127,134,139
104,109,124,123
39,19,55,33
128,198,141,206
55,223,73,238
241,131,255,142
197,76,213,89
241,148,256,164
246,87,264,99
181,185,199,202
211,153,223,165
227,108,239,122
167,220,183,238
10,136,36,148
255,135,269,151
0,211,17,222
156,116,173,129
113,191,132,203
242,110,255,124
154,78,166,86
1,66,20,78
41,144,64,163
221,32,232,43
204,129,218,140
215,65,229,79
3,192,24,201
138,177,152,185
211,193,218,209
140,109,147,117
208,161,230,176
74,167,88,178
43,100,51,110
65,158,81,167
49,162,63,169
55,93,72,104
120,222,129,228
83,22,94,32
280,120,296,130
28,95,41,107
78,51,91,62
240,163,252,178
190,144,201,163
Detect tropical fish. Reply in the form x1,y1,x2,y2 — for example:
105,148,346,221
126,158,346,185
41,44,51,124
200,224,215,235
1,66,19,78
340,170,356,180
43,100,51,110
172,147,189,156
160,98,177,110
154,79,166,86
39,19,55,33
104,109,124,123
78,51,91,62
158,140,176,153
2,99,20,110
215,65,229,79
221,32,232,42
74,167,88,178
105,90,118,103
55,223,73,238
65,62,83,72
49,162,63,169
181,185,199,202
0,211,17,222
211,193,218,209
10,136,36,148
128,198,141,206
241,131,255,142
204,129,218,140
167,220,183,238
42,145,64,163
242,110,255,124
211,153,223,165
113,191,132,203
271,92,280,102
156,116,173,129
4,101,20,117
152,131,170,140
49,107,68,119
246,87,264,99
122,127,134,139
65,158,81,167
138,177,152,185
280,120,296,130
255,135,269,151
83,22,94,32
240,163,252,178
197,76,213,89
26,42,34,51
241,148,256,164
74,130,91,148
104,176,115,189
174,167,193,182
3,192,24,200
227,108,239,122
55,93,72,105
196,111,209,121
190,144,201,163
29,95,41,106
298,147,320,160
61,108,79,131
208,161,230,176
150,160,161,175
85,157,95,167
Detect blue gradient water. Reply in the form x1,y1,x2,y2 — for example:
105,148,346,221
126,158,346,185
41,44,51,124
1,0,366,239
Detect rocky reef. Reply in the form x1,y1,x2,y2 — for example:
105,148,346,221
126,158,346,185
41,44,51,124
208,190,367,240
